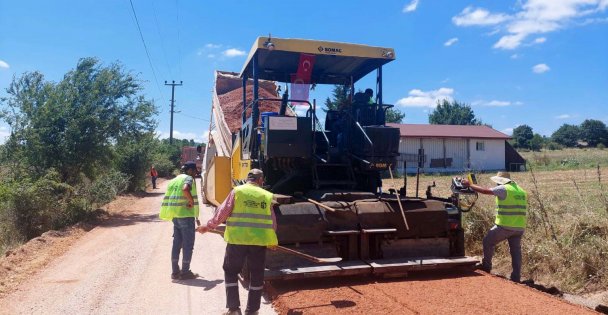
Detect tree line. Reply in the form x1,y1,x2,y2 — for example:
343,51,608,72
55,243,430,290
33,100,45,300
422,99,607,151
0,58,200,251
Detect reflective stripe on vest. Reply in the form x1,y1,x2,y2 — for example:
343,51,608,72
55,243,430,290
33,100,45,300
159,174,199,220
224,183,278,246
495,182,528,229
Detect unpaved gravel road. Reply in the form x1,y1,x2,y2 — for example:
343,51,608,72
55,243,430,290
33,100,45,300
0,179,599,315
0,179,275,315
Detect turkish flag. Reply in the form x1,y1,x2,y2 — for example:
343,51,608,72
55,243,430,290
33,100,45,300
290,54,315,104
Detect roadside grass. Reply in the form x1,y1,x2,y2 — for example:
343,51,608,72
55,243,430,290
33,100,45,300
385,165,608,293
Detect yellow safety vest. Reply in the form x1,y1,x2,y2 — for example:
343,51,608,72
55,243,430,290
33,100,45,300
495,182,527,229
159,174,199,220
224,183,278,246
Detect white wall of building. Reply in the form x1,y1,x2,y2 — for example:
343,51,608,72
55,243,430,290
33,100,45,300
396,137,505,173
468,138,505,171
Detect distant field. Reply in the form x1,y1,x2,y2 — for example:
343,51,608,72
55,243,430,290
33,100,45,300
384,162,608,293
520,148,608,171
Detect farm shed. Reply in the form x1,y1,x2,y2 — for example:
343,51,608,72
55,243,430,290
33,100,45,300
386,123,525,173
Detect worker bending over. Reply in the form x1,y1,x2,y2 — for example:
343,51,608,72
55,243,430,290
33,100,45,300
197,168,277,315
462,171,528,283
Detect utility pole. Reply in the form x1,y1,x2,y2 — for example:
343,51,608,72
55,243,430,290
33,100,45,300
165,80,183,144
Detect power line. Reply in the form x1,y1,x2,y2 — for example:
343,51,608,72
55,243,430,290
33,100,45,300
177,112,210,122
152,0,173,79
128,0,165,101
175,0,183,77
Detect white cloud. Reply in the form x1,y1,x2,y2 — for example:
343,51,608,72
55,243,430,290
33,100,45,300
222,48,246,57
205,43,221,49
502,127,514,135
444,37,459,46
0,60,9,69
454,1,608,50
555,114,571,119
395,87,454,108
534,37,547,43
511,54,520,59
207,54,216,58
403,0,419,13
158,130,209,144
472,100,513,107
452,6,509,26
532,63,550,73
514,101,524,105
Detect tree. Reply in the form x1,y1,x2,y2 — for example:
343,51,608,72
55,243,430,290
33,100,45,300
512,125,534,149
580,119,608,147
385,107,405,123
428,100,481,125
323,85,350,112
551,124,581,147
0,57,158,184
529,133,545,151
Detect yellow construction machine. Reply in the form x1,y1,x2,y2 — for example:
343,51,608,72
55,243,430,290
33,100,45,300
202,36,478,280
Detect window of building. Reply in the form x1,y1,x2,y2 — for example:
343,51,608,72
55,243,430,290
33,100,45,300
476,141,485,151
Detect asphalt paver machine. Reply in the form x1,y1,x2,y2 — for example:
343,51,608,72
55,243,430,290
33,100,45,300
203,36,478,280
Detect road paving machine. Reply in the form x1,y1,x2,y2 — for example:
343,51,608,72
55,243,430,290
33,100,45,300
202,36,478,280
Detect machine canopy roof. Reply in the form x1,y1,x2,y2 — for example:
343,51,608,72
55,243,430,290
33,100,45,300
239,37,396,85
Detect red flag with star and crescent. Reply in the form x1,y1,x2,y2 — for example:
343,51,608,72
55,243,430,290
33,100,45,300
290,53,315,104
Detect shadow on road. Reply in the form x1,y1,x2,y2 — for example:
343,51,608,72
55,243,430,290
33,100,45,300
173,278,223,291
285,299,357,314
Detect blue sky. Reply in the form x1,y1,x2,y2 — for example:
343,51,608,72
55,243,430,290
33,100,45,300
1,0,607,143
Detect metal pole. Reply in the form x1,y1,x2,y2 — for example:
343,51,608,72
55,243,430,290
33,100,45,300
403,160,407,197
165,80,183,145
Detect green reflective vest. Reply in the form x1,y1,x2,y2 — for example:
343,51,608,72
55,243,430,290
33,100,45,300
159,174,199,220
224,183,278,246
495,182,528,229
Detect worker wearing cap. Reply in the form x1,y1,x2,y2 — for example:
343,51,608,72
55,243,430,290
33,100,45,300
462,171,528,282
197,168,277,315
159,161,200,280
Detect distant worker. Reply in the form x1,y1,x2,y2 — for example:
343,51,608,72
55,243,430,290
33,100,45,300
150,165,158,189
197,168,277,315
364,88,375,104
159,161,200,280
462,171,528,283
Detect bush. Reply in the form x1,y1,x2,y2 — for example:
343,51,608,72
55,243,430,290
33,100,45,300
546,142,563,150
598,143,606,150
87,170,130,206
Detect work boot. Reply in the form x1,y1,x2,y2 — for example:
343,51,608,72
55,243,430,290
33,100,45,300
223,308,242,315
179,270,199,280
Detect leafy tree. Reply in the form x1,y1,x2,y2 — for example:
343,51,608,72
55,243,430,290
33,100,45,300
324,85,351,112
512,125,534,149
385,107,405,123
580,119,608,147
551,124,580,147
529,133,545,151
0,57,158,185
428,100,481,125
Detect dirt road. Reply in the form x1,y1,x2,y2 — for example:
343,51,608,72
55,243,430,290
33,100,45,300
0,179,275,315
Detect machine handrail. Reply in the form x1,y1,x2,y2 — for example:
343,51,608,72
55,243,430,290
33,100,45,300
343,110,374,147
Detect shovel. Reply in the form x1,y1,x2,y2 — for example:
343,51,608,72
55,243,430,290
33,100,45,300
207,229,342,264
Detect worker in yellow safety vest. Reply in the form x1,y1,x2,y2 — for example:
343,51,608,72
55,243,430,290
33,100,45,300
462,171,528,282
159,161,200,280
197,168,277,315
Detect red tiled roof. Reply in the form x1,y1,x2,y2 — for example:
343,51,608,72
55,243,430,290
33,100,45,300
386,123,511,139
